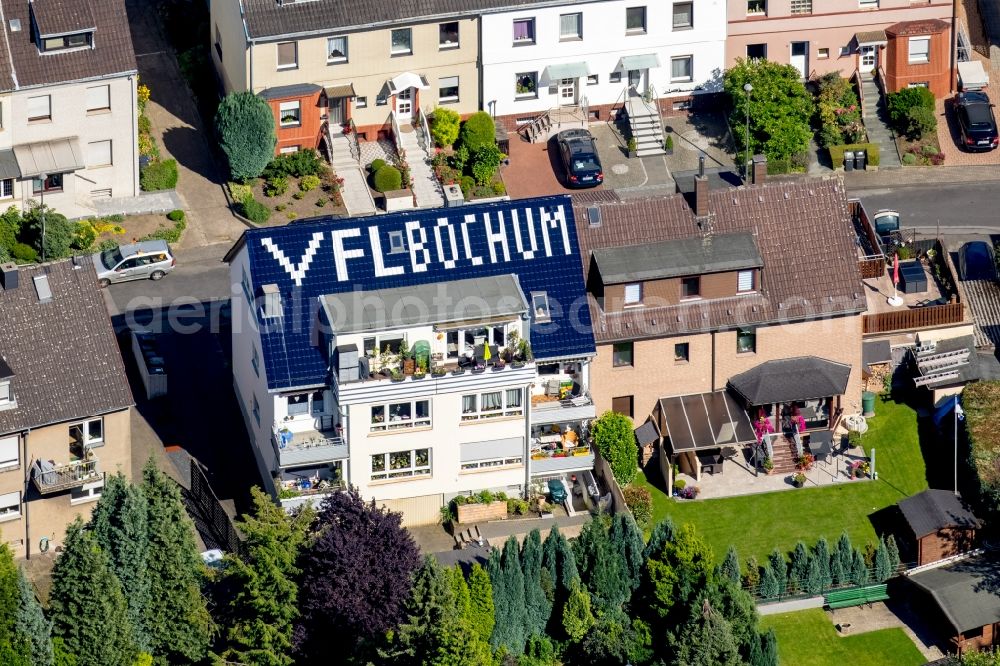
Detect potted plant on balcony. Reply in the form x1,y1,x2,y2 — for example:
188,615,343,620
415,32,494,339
413,359,428,379
762,457,775,474
516,339,533,365
432,365,447,377
792,472,807,488
399,339,415,375
452,366,467,376
795,453,815,472
390,369,404,382
664,133,674,155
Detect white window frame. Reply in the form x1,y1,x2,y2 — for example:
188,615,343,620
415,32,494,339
738,269,755,293
626,6,647,34
817,47,830,60
859,0,878,6
87,140,112,167
908,36,930,64
279,100,301,127
439,21,460,49
276,41,297,69
671,56,694,83
86,85,111,112
279,146,299,155
0,381,10,403
672,2,693,29
371,448,431,480
624,283,643,306
462,456,524,471
70,417,104,449
356,96,368,109
370,399,431,432
515,72,538,99
513,18,536,45
327,36,348,63
390,28,413,55
0,436,18,470
461,389,524,422
285,391,325,418
70,479,103,506
747,0,766,15
790,0,812,14
0,491,19,521
438,76,459,103
559,13,582,40
587,74,599,86
27,95,51,121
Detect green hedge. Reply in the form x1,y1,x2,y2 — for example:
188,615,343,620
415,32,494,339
140,159,179,191
240,198,271,225
828,143,880,168
373,165,402,193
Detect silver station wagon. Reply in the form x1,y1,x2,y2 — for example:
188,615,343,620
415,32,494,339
92,240,176,287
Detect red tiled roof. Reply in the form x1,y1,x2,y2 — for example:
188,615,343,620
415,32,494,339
886,19,950,36
572,177,867,343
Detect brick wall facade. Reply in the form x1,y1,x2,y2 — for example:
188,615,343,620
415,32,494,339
915,527,977,566
955,623,997,655
270,89,325,155
884,21,952,98
456,499,508,525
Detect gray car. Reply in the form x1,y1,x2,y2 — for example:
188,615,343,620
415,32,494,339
92,240,175,287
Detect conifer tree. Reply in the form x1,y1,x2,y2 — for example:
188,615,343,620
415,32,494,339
885,534,901,574
805,556,824,594
759,563,780,599
576,518,627,615
520,529,551,638
767,549,787,595
89,473,151,653
49,519,136,666
561,581,595,643
467,563,495,645
219,486,314,666
760,627,780,666
15,568,53,666
719,545,742,585
850,549,869,586
141,461,212,663
644,517,676,559
541,527,580,614
611,513,645,593
445,566,471,618
670,598,741,666
0,544,28,666
874,536,893,583
813,537,833,590
830,553,846,587
789,542,809,592
743,556,761,590
836,531,854,578
489,536,529,654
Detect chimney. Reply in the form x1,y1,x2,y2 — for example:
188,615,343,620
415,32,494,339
694,154,709,217
261,283,283,318
752,154,767,185
0,263,17,290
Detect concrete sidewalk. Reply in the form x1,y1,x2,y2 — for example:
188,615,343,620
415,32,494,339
843,164,1000,190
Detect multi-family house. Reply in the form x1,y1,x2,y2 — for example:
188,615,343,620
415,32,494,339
0,259,133,559
224,196,598,525
0,0,139,219
573,159,867,483
726,0,953,96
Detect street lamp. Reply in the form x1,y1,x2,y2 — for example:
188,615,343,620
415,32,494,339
743,83,753,181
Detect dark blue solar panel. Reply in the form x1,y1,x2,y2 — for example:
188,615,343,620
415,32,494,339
243,195,596,390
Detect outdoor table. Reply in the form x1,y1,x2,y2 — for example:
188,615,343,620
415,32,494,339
809,430,834,465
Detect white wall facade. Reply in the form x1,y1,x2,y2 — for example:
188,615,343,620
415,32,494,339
481,0,727,119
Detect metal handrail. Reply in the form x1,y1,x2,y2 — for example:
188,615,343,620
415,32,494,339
389,111,406,159
32,458,102,493
347,117,360,164
853,69,864,110
521,111,551,142
415,106,432,154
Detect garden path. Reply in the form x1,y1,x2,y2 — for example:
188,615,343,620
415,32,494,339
398,124,445,209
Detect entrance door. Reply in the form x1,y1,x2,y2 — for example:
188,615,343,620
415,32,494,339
860,45,877,74
790,41,808,79
627,69,645,93
396,88,413,121
558,78,577,105
329,97,345,125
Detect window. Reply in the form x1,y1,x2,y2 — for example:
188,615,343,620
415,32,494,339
461,389,524,421
515,72,538,98
907,82,929,88
32,173,63,194
613,342,634,367
70,418,104,449
215,24,222,60
674,343,689,362
370,400,431,432
356,96,368,109
371,448,431,480
276,41,297,69
439,21,459,48
626,6,647,33
908,36,930,64
747,44,767,60
287,393,309,416
611,396,634,418
839,46,851,57
390,28,412,55
439,76,459,103
0,436,17,469
624,283,643,305
681,276,700,298
27,95,51,121
532,292,550,321
859,0,878,6
87,140,112,167
737,327,757,354
672,2,693,29
327,36,347,63
671,56,693,82
587,74,599,86
560,13,582,40
41,32,91,52
70,479,103,505
462,455,523,471
790,0,812,13
388,230,406,253
279,100,301,127
610,71,622,83
376,93,388,106
737,270,755,292
747,0,766,14
818,48,830,60
253,395,260,426
0,382,9,405
0,179,11,199
251,344,260,376
513,18,535,44
86,85,110,112
0,491,19,521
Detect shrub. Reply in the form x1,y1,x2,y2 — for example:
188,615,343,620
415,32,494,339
140,159,179,191
97,239,120,252
316,197,327,207
292,191,305,200
901,152,918,166
264,176,288,197
906,105,936,139
72,221,98,251
591,410,638,487
459,111,496,152
459,176,475,198
430,107,461,148
12,242,37,263
673,478,687,491
138,114,152,135
299,174,321,192
166,209,186,222
373,165,402,193
262,149,323,180
215,91,276,182
450,145,470,172
227,182,253,204
922,143,941,156
491,181,507,196
23,204,73,259
274,204,286,212
507,498,529,515
828,143,880,168
470,144,505,185
368,158,387,174
138,133,160,160
623,485,652,527
887,86,935,131
286,211,297,220
240,198,271,224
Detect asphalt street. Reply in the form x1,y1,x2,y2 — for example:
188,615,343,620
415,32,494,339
856,181,1000,233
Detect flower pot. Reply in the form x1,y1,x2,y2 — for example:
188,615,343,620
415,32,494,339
512,361,525,369
412,373,426,380
628,149,638,159
403,359,415,375
472,367,486,374
452,368,466,376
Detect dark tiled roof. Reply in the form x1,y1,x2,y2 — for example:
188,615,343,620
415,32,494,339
242,0,558,39
258,83,322,100
592,232,762,284
727,356,852,405
862,339,892,366
886,19,949,36
908,555,1000,635
573,178,866,343
0,260,133,434
30,0,96,36
899,489,980,538
0,0,136,89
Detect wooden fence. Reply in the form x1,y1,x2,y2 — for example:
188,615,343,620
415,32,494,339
862,301,964,334
858,257,886,280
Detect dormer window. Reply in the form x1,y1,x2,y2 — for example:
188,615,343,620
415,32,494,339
42,32,92,52
624,283,643,306
738,269,755,293
31,0,97,54
532,292,550,322
0,381,10,405
681,276,701,299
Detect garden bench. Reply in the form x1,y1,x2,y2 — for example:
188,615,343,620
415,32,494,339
825,583,889,609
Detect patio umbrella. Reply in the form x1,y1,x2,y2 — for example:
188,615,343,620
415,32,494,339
482,342,492,363
888,252,904,307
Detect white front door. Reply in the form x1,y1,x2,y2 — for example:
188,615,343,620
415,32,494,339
396,88,413,121
790,41,808,79
860,46,877,73
558,78,577,106
627,69,646,93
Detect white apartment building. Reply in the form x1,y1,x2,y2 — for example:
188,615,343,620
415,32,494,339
481,0,727,126
224,196,597,525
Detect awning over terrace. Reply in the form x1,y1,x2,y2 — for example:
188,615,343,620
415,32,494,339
658,391,755,453
855,30,888,46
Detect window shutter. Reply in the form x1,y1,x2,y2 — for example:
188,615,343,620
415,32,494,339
0,490,18,510
86,85,110,111
0,436,17,467
738,270,754,292
87,140,112,167
27,96,49,119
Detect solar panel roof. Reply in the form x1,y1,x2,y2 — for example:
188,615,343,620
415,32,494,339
235,196,596,390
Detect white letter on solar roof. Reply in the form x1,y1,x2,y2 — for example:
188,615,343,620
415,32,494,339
509,209,536,260
461,214,483,266
406,221,431,273
331,228,365,282
434,218,459,269
483,211,511,264
260,232,324,287
369,227,404,278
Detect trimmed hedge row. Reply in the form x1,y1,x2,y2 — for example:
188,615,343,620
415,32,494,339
828,143,880,168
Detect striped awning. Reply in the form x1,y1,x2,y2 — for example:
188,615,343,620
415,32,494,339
325,83,356,99
855,30,888,46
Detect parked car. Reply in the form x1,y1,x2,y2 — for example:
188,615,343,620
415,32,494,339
954,91,999,152
92,240,176,287
959,241,996,281
872,209,899,244
556,129,603,188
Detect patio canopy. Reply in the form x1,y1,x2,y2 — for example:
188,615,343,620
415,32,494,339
543,62,591,81
618,54,661,71
325,83,357,99
728,356,851,406
855,30,887,46
387,72,430,93
658,391,755,453
13,138,84,178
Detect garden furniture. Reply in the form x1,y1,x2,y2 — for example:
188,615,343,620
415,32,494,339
809,431,834,466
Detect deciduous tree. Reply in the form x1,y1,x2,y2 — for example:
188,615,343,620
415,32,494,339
215,92,277,182
591,411,638,486
0,544,28,666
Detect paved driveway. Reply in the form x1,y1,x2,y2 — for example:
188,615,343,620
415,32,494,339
502,135,591,199
937,96,1000,167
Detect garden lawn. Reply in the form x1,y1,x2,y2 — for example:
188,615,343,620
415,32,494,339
761,609,925,666
638,397,928,562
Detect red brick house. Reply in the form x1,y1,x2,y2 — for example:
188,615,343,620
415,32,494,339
898,489,979,566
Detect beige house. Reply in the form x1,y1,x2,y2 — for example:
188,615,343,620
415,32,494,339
0,260,134,559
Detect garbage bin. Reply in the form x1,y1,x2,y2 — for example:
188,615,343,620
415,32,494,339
854,150,867,171
844,151,855,171
862,391,876,417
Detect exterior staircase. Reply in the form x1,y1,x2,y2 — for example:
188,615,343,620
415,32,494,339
520,104,588,143
858,73,901,169
326,130,376,217
624,92,665,157
768,436,799,474
397,123,445,209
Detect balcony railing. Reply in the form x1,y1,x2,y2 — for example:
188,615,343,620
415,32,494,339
273,427,349,468
531,391,596,426
32,458,102,494
862,301,964,335
530,445,595,475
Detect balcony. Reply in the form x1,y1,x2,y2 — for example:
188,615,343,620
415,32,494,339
32,458,102,494
273,427,349,468
531,391,595,426
530,445,595,475
336,360,536,404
